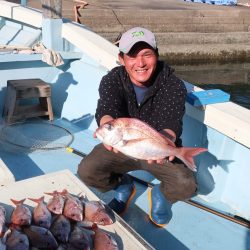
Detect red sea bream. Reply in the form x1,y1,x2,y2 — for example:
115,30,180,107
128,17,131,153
96,118,207,171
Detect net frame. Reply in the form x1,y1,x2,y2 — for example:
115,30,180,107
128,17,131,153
0,120,74,152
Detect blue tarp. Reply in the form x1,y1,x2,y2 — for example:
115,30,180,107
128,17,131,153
184,0,237,5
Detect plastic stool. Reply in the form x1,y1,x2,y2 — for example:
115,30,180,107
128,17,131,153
3,79,53,124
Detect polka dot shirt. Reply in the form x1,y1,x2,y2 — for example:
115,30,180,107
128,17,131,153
95,61,187,144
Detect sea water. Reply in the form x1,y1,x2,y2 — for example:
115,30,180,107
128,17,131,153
172,62,250,110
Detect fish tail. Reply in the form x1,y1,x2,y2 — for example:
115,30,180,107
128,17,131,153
28,196,45,204
60,189,69,197
10,198,26,206
177,147,207,171
44,190,59,196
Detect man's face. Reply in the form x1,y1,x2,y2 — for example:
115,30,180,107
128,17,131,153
119,42,158,87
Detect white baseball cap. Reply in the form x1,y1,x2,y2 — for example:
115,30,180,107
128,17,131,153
119,27,157,54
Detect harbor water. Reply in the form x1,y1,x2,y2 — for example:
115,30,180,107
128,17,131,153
171,62,250,110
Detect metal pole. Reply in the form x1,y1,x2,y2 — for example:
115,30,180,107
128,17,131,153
21,0,27,6
41,0,62,19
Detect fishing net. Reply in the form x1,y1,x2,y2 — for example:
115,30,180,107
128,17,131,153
0,120,74,153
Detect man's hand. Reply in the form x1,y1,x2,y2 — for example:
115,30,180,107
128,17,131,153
147,155,175,165
94,115,119,153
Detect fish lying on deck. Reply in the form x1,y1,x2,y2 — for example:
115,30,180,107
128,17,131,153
5,229,29,250
23,225,58,249
96,118,207,171
50,214,71,243
44,191,65,215
28,196,52,229
83,200,113,226
93,227,118,250
61,189,83,222
68,225,94,250
10,199,32,226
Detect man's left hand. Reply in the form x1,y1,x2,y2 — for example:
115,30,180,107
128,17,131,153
147,155,175,165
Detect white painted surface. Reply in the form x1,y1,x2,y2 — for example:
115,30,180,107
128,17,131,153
185,101,250,148
0,158,15,184
62,22,119,70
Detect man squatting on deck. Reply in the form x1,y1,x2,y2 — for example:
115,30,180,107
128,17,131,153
78,27,197,227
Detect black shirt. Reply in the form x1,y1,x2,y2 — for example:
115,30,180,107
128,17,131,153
95,61,187,145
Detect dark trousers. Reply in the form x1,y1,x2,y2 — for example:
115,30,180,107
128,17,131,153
77,144,197,203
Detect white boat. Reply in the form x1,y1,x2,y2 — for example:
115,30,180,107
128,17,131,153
0,1,249,249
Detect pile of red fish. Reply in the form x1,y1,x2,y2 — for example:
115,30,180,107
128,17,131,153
0,189,118,249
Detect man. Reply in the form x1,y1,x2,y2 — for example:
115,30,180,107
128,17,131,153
78,27,197,227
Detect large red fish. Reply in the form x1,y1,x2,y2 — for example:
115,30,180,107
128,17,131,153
96,118,207,171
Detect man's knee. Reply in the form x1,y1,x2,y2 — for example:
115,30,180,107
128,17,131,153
177,172,197,198
162,165,197,202
77,157,94,185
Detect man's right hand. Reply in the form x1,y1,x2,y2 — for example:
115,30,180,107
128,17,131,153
94,115,119,153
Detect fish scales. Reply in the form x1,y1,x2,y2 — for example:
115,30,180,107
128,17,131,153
5,229,29,250
29,196,52,229
50,214,71,243
68,226,94,250
62,190,83,222
23,225,58,249
10,199,32,226
94,228,118,250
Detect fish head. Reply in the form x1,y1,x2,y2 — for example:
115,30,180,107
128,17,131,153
93,211,113,225
68,211,83,222
94,229,118,250
11,206,32,226
85,201,113,226
96,121,123,146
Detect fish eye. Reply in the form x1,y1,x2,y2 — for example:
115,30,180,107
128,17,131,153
104,123,112,131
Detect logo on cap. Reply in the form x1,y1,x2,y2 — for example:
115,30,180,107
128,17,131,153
132,31,145,37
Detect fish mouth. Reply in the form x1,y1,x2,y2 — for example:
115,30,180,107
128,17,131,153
95,132,103,142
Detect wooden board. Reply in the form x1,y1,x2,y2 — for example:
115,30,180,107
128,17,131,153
0,169,154,250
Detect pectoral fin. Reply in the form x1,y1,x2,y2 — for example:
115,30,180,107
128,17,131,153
121,138,146,146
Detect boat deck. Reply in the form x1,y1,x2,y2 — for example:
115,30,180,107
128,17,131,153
0,117,249,250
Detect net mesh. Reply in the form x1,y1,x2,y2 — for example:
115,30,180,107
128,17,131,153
0,120,74,152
